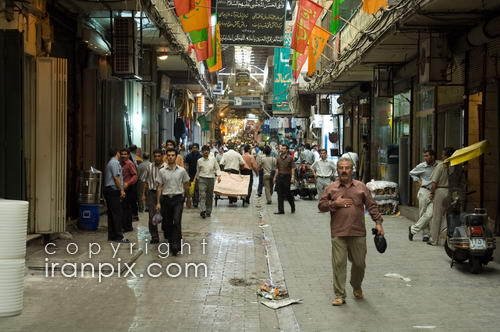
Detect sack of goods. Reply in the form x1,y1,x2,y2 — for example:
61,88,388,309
366,180,399,215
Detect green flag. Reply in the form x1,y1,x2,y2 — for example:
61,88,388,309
330,0,344,34
189,28,208,44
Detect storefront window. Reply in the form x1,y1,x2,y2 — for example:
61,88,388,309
417,114,434,152
393,91,411,144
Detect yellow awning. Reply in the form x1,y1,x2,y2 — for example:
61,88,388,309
444,140,489,166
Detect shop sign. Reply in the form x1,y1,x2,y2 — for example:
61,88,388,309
218,0,287,46
232,96,262,109
273,33,293,114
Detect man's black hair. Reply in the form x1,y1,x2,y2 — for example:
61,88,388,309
108,147,120,158
165,147,178,156
423,148,436,157
201,144,210,152
152,149,163,156
142,153,149,160
443,146,455,158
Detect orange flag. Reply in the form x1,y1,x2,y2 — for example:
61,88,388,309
179,0,210,32
192,41,209,62
362,0,388,14
307,25,330,76
208,24,222,72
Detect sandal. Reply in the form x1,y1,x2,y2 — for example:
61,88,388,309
331,298,345,306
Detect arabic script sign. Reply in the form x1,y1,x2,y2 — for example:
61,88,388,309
273,33,292,114
218,0,287,46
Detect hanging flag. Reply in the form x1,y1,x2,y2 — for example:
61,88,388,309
291,0,323,53
330,0,344,34
307,25,331,76
362,0,388,14
292,49,308,81
192,41,209,62
174,0,196,16
188,28,208,44
207,24,222,72
179,0,211,32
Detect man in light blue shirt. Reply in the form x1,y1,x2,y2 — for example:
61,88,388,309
408,149,438,242
103,148,128,243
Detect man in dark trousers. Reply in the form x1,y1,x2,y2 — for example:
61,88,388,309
156,148,190,256
273,144,295,214
120,148,138,232
318,157,384,306
145,149,164,244
184,143,202,208
103,148,129,243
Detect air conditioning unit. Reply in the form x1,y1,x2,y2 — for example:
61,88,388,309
419,34,451,84
373,66,393,98
113,17,139,78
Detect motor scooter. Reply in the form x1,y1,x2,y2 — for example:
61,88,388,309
293,161,317,200
444,192,496,274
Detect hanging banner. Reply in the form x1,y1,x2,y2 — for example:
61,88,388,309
291,0,323,53
362,0,388,14
218,0,287,46
179,0,211,32
307,25,330,76
273,34,293,114
174,0,196,16
292,48,308,81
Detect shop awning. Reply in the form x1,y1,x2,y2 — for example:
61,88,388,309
444,140,489,166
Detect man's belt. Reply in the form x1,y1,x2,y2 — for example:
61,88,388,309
162,194,183,198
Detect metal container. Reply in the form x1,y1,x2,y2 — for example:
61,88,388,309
78,167,102,204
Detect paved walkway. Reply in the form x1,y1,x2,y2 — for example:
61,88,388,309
1,192,500,331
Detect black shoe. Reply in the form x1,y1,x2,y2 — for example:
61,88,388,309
150,239,159,244
267,201,272,205
200,211,206,219
408,226,414,241
274,211,285,215
422,236,430,242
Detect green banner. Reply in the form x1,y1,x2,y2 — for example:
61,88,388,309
272,34,292,114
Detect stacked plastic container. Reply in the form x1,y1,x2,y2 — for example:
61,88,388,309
0,199,29,317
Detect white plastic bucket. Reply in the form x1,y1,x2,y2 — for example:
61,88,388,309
0,200,29,259
0,259,25,317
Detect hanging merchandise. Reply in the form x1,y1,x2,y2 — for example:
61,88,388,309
174,117,186,142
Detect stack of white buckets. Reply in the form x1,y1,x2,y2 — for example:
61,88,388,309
0,199,29,317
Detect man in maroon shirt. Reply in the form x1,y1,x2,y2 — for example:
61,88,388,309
120,148,138,233
318,157,384,306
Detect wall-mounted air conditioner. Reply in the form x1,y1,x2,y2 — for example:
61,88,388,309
419,34,451,84
113,17,139,79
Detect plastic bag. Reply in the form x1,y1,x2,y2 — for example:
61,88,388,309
152,212,163,225
188,181,196,197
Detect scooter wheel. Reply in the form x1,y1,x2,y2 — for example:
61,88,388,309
469,257,483,274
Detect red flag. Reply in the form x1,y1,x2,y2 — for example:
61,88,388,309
291,0,323,53
192,41,209,61
174,0,196,16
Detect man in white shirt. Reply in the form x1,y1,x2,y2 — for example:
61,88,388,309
196,145,222,219
219,143,246,203
408,149,438,242
312,149,337,198
155,148,190,255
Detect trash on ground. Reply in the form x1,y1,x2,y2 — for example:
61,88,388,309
384,273,411,282
260,298,302,309
257,280,289,300
259,224,269,228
